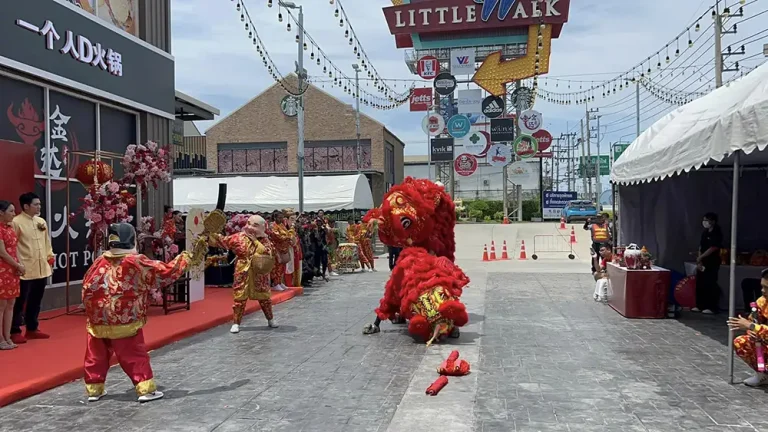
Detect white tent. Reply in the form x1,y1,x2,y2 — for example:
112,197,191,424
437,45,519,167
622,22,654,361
611,62,768,184
610,62,768,384
173,174,374,213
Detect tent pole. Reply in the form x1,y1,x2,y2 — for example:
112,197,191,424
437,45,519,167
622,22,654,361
727,150,740,384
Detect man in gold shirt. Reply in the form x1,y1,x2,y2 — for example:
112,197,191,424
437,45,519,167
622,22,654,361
11,192,54,344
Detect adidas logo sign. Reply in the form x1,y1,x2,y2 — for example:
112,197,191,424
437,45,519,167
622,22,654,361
484,101,503,113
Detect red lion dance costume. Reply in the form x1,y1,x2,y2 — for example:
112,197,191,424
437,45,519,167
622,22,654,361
361,178,469,345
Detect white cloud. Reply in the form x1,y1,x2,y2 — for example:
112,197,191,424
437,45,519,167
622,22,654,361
171,0,768,159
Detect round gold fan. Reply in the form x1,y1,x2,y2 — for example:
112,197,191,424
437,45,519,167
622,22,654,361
203,209,227,235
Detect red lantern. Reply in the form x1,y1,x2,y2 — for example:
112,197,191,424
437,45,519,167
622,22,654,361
75,160,114,186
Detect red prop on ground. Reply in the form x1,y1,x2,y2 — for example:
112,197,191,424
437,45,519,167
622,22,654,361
437,350,471,376
0,287,302,407
559,217,566,230
426,376,449,396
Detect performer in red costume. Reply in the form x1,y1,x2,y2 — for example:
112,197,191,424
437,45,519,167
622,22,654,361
82,223,193,403
269,210,294,291
362,178,469,345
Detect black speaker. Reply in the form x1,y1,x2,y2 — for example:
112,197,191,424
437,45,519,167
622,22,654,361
216,184,227,211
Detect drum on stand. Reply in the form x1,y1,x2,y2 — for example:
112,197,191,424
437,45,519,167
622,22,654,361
337,243,361,273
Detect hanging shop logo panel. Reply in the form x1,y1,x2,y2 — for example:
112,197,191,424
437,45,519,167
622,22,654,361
451,48,475,76
454,153,478,177
417,55,440,79
0,1,175,116
447,114,471,138
513,134,539,159
481,95,505,118
431,137,455,162
490,118,515,142
434,73,457,96
410,87,433,112
383,0,570,35
457,89,482,114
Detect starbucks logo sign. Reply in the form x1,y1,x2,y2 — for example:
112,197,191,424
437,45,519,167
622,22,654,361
281,95,299,117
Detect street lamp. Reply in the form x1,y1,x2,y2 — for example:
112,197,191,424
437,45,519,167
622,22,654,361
280,1,305,213
352,64,361,173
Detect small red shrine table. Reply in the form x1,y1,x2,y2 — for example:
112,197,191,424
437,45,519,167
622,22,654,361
606,263,670,319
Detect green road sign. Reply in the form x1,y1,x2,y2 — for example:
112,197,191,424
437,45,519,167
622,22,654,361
579,155,610,177
613,143,630,162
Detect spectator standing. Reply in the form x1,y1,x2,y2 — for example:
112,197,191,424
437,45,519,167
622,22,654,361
693,212,723,314
0,200,23,350
10,192,54,344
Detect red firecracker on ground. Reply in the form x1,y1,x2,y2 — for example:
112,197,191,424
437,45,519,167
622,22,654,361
426,376,449,396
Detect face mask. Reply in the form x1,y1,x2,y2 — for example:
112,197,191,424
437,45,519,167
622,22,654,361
702,221,711,229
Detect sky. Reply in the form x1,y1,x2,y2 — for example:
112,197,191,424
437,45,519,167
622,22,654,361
171,0,768,169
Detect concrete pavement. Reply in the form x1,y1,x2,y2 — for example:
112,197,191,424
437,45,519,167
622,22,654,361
1,222,766,431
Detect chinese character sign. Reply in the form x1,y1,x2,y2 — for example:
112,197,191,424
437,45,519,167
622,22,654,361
16,18,123,77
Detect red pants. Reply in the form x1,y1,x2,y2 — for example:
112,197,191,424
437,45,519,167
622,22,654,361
83,329,156,397
285,273,294,287
735,334,764,371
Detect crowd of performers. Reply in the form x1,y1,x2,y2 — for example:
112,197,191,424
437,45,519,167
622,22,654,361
78,177,473,404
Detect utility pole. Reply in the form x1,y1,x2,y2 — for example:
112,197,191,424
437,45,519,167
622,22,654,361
282,1,305,213
352,64,362,173
588,107,600,206
635,80,641,138
584,112,592,200
579,120,587,198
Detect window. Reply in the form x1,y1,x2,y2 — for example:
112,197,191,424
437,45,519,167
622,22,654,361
385,142,395,185
217,142,288,174
304,139,371,172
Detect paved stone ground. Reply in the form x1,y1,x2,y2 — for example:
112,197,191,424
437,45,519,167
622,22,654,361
3,257,768,431
0,271,421,432
475,272,768,432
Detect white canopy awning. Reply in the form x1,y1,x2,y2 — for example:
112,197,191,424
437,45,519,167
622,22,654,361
173,174,374,213
611,62,768,185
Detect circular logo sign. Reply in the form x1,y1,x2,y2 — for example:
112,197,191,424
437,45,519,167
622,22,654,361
447,114,471,138
532,129,553,152
460,130,489,156
417,56,440,79
487,144,512,167
421,113,445,137
481,96,505,118
511,87,534,111
518,110,543,134
454,153,478,177
513,134,539,159
280,95,298,117
434,73,457,96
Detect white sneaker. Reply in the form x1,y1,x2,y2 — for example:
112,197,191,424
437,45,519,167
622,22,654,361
268,319,279,328
702,309,714,315
230,324,240,333
691,307,701,312
138,391,164,403
88,389,107,402
744,373,768,387
272,285,286,292
331,271,339,276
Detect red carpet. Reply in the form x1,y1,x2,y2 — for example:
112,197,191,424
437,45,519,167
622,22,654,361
0,287,302,407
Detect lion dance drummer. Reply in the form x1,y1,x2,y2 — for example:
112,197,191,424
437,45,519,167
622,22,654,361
210,215,279,332
361,177,470,346
81,223,195,403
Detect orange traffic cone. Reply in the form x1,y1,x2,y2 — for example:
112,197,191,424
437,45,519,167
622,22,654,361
503,216,510,225
501,241,510,260
518,240,527,260
559,217,566,230
490,241,498,260
482,244,489,261
570,226,577,244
